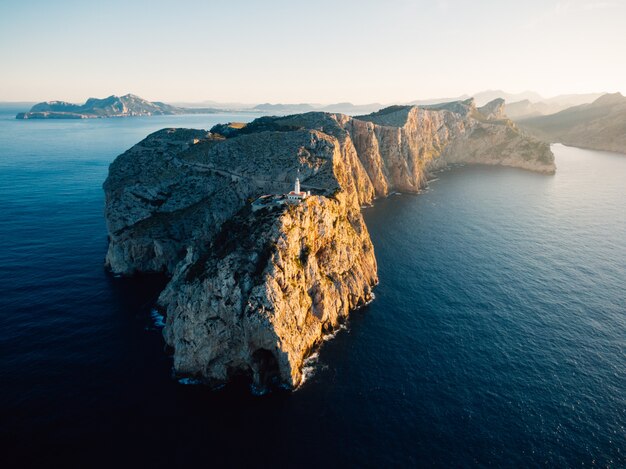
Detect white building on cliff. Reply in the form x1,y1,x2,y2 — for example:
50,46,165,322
286,174,310,202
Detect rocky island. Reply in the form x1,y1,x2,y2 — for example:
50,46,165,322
103,98,555,390
16,93,220,119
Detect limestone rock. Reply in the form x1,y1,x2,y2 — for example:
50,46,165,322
160,196,376,388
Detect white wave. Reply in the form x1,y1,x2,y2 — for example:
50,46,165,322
299,352,320,385
178,377,202,385
353,292,376,311
150,308,166,328
364,292,376,306
322,323,347,341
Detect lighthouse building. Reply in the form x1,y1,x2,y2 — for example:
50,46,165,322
286,175,310,202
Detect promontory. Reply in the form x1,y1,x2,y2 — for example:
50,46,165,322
103,98,555,390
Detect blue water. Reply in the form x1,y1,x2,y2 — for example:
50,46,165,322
0,106,624,467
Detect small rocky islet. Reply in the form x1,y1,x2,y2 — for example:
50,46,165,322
103,98,555,391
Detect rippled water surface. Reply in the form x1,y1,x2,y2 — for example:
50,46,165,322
0,106,624,467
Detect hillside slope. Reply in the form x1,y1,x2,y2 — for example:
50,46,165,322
518,93,626,154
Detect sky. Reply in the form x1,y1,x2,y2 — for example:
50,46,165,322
0,0,624,104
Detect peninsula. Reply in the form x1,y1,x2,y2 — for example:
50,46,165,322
104,98,555,390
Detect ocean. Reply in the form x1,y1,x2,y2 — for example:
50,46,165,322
0,106,624,467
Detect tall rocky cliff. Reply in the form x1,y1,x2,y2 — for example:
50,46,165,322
103,99,554,390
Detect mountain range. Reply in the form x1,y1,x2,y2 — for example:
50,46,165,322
185,90,606,117
14,90,609,120
504,93,605,119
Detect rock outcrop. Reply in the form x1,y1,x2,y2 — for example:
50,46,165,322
159,196,376,388
103,98,554,390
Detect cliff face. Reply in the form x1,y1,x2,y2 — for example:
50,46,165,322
159,196,376,388
103,99,554,390
345,99,554,198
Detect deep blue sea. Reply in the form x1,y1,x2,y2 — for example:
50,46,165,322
0,105,624,467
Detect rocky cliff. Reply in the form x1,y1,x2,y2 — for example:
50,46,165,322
103,98,554,390
159,196,376,388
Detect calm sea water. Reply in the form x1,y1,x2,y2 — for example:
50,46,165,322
0,106,624,467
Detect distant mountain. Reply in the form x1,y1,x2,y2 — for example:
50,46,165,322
505,100,554,119
252,103,316,113
408,90,602,113
517,93,626,154
248,102,385,115
16,94,222,119
318,102,384,114
171,100,255,110
506,93,606,120
167,92,604,118
542,93,606,107
472,90,544,107
408,91,544,108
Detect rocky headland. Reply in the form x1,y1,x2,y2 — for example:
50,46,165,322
103,98,555,390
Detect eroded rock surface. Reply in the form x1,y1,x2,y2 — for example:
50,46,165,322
159,196,376,388
103,99,554,389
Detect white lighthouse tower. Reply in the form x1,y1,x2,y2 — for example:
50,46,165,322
294,175,301,194
286,170,310,202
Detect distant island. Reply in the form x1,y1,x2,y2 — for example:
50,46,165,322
15,94,223,119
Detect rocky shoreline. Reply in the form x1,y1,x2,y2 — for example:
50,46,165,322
103,99,555,390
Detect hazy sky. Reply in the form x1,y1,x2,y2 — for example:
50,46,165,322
1,0,624,103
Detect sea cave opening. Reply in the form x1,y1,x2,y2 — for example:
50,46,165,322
251,348,281,388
